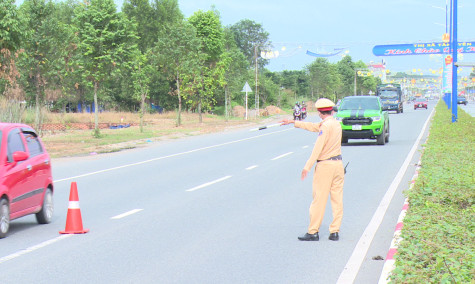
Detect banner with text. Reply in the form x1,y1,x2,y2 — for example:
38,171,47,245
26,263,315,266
372,42,475,56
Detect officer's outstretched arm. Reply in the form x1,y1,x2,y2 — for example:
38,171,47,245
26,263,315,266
295,121,321,133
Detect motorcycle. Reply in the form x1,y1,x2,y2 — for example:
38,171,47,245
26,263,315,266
293,108,302,120
301,106,307,120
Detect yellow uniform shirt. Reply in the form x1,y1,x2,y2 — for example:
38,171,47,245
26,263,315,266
295,117,342,171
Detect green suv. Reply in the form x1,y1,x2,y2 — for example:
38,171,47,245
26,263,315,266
335,96,390,145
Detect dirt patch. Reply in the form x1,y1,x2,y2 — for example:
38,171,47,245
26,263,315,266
42,112,286,158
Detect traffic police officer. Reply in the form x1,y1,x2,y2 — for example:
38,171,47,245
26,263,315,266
281,98,344,241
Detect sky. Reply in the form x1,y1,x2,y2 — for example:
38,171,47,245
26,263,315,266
173,0,475,76
15,0,474,75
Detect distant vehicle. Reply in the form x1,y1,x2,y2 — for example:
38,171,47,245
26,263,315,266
376,84,404,113
0,123,54,238
457,96,468,105
414,97,428,110
335,96,390,145
293,107,302,120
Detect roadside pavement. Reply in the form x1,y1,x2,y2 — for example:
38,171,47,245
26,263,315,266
460,102,475,117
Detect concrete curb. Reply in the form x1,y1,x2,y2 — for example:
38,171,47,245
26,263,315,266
378,162,421,283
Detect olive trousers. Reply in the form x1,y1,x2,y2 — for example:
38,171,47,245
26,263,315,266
308,160,344,234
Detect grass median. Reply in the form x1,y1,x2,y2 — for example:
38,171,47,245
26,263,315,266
390,102,474,283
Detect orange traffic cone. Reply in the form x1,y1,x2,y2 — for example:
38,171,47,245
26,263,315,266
59,182,89,234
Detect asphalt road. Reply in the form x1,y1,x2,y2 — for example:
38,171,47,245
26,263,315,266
460,100,475,116
0,101,435,283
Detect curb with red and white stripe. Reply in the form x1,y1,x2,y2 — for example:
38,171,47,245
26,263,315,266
378,162,421,283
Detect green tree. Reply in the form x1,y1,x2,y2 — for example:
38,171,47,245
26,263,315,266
259,69,279,106
188,9,224,65
188,9,225,122
279,70,310,103
307,58,342,100
131,50,152,132
18,0,65,129
151,0,183,34
122,0,154,53
229,19,271,68
73,0,138,136
355,60,380,96
336,55,355,97
0,0,23,95
220,26,247,119
151,21,202,126
50,0,82,112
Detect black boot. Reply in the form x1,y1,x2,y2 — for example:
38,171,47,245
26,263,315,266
298,232,319,241
329,232,339,241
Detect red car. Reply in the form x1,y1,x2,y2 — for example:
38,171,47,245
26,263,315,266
414,98,428,110
0,123,54,238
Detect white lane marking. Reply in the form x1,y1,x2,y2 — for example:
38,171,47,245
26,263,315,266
111,209,143,220
54,128,292,183
271,152,294,160
246,165,258,170
302,145,309,149
0,234,72,264
2,130,293,265
186,176,232,192
337,108,435,284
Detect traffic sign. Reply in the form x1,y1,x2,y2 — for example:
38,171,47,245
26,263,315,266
242,82,252,120
242,82,252,93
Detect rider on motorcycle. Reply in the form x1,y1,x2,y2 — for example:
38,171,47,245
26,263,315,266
301,101,307,120
294,102,301,112
293,102,302,120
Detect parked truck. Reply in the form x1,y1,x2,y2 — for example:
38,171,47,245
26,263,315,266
376,84,403,113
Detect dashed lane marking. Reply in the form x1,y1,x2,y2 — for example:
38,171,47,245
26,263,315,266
111,209,144,220
54,128,293,184
186,176,232,192
271,152,294,160
0,235,72,264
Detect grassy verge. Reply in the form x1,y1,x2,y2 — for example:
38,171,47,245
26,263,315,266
390,102,474,283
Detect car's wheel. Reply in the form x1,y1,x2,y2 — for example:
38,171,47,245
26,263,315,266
36,188,53,224
400,108,403,113
0,198,10,239
385,123,390,143
377,127,386,145
341,136,348,144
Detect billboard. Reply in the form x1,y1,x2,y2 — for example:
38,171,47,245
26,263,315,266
373,42,475,56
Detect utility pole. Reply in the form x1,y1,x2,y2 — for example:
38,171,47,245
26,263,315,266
254,45,259,118
450,0,458,122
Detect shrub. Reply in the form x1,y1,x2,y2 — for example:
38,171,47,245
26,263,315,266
0,98,25,123
390,102,475,283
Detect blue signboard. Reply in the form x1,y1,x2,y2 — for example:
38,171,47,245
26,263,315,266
373,42,475,56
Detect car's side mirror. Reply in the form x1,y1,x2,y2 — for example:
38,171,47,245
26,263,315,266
333,106,339,112
12,151,29,162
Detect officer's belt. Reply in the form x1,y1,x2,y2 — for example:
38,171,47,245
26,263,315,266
317,155,342,162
